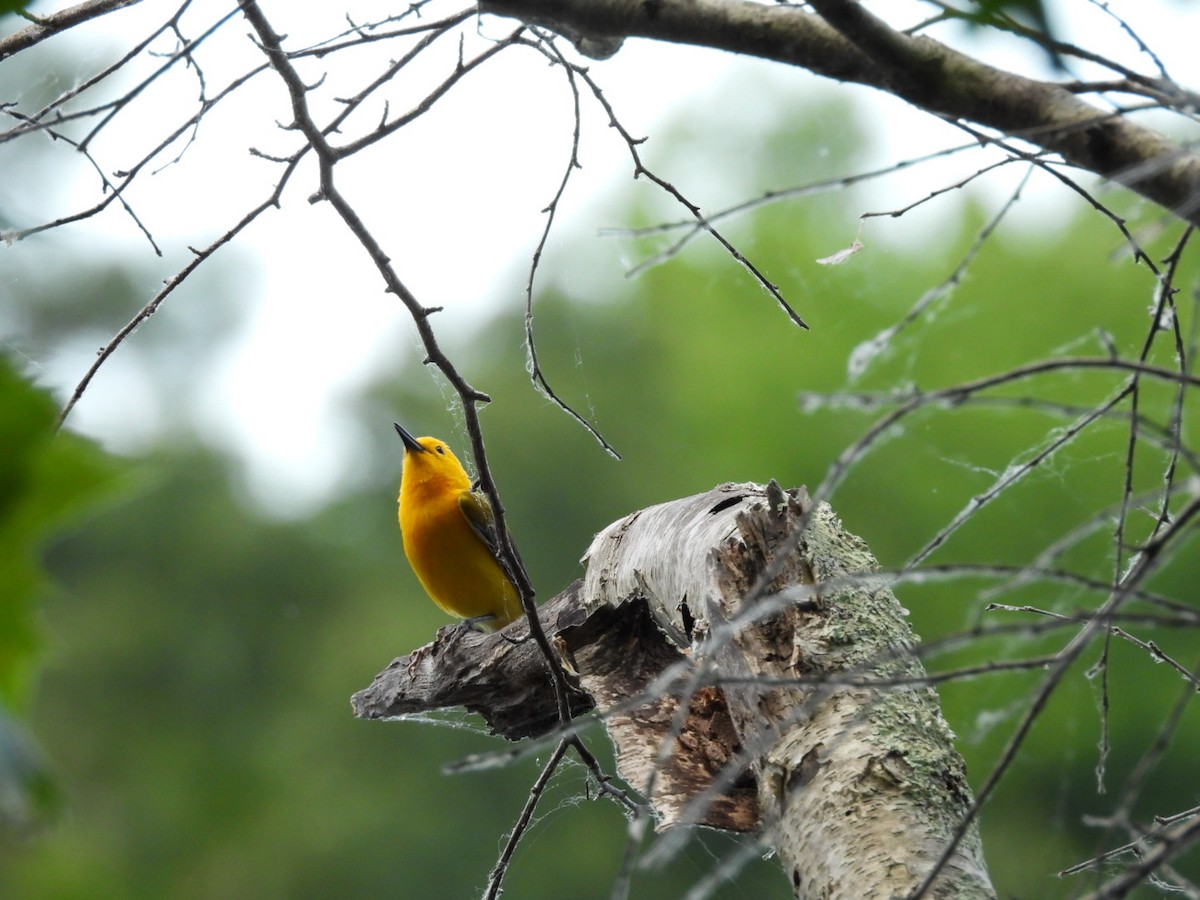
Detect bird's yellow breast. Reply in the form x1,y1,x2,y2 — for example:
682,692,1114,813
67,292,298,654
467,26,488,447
399,482,520,627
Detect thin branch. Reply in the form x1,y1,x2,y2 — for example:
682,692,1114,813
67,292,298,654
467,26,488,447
906,389,1128,570
1073,815,1200,899
908,493,1200,898
329,17,504,159
601,139,995,278
848,162,1034,379
511,30,620,457
3,58,268,249
0,1,184,144
569,58,809,329
1,108,162,251
294,7,471,59
811,356,1200,517
56,186,291,427
1086,0,1172,82
483,737,570,900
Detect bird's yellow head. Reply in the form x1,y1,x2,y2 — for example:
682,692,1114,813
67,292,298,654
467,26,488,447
394,422,471,492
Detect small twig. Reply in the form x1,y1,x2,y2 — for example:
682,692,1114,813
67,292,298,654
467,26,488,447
571,60,809,329
848,162,1034,379
512,30,620,457
1069,815,1200,899
1085,0,1171,81
908,493,1200,898
604,139,992,277
483,737,570,900
56,188,290,427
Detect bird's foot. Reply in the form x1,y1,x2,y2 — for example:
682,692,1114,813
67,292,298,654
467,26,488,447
459,614,498,633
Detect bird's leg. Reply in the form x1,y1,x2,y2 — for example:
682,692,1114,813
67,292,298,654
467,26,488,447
458,614,532,645
459,614,499,633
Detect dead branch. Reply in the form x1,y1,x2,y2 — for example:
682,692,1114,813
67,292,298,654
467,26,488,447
353,481,995,898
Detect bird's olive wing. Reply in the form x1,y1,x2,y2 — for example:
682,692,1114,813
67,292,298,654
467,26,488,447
459,489,501,557
459,489,527,582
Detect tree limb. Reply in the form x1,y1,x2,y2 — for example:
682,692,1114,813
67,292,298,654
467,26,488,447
479,0,1200,228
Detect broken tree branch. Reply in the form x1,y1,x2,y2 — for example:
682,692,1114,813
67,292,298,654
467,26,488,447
354,481,994,898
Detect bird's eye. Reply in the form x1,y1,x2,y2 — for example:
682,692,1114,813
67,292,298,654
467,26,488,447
436,445,445,454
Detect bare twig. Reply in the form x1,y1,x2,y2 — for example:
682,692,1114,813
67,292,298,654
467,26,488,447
569,60,809,329
513,30,621,457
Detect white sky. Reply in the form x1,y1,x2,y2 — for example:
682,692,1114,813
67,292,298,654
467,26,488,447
6,0,1200,514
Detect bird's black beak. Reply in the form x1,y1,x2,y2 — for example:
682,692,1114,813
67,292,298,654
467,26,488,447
393,422,426,454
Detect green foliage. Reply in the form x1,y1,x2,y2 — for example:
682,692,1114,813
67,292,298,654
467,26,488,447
943,0,1063,68
961,0,1054,32
0,706,56,830
1,0,35,20
0,356,122,829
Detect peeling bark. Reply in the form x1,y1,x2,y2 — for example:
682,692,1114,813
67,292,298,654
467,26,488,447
354,482,995,898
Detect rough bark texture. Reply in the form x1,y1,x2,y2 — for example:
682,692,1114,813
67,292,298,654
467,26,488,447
351,581,594,739
354,482,996,898
479,0,1200,228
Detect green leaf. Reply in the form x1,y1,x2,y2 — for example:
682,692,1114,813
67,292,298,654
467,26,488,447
963,0,1053,30
0,0,36,20
0,354,124,828
956,0,1064,68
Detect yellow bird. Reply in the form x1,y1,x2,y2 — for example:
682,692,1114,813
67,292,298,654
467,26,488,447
394,423,523,632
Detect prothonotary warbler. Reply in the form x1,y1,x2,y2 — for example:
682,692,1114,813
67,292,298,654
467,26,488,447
394,423,523,632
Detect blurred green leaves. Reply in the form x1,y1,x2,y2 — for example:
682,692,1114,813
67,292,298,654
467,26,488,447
0,707,55,828
0,356,122,828
1,0,34,21
937,0,1063,68
960,0,1054,32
